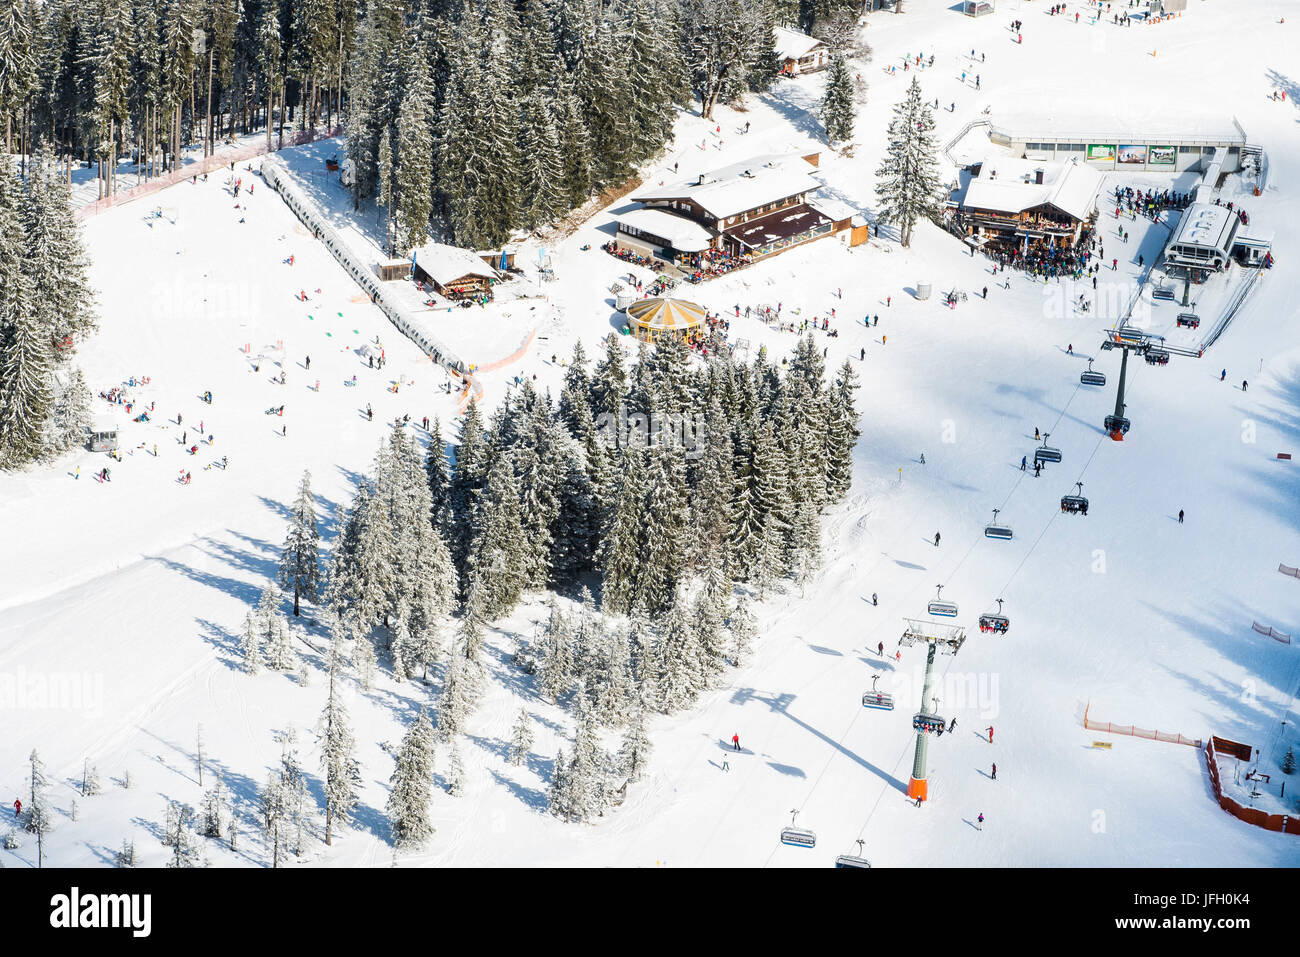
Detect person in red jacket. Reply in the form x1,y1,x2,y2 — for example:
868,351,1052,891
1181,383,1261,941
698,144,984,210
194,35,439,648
986,726,994,743
13,798,20,818
732,734,740,751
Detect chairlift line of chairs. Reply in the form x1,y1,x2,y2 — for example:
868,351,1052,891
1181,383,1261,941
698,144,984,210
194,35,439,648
1104,414,1131,435
984,508,1013,540
1145,348,1170,365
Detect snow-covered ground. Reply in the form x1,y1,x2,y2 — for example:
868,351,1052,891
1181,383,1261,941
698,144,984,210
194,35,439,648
4,0,1300,867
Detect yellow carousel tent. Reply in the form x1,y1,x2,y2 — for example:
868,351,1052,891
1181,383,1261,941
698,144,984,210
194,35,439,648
625,297,706,343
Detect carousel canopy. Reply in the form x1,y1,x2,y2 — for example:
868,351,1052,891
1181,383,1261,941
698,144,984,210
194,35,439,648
625,297,706,336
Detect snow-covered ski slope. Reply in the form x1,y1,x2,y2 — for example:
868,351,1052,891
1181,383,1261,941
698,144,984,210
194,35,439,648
3,0,1300,867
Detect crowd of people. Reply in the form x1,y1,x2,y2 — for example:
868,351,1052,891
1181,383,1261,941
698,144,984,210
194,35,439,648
1113,184,1191,221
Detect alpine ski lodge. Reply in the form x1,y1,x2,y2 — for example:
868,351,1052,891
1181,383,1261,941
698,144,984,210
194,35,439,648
613,153,866,280
947,154,1102,254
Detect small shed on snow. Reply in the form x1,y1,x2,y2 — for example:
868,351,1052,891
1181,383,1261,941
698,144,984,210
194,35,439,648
410,242,498,300
774,27,829,76
89,416,119,452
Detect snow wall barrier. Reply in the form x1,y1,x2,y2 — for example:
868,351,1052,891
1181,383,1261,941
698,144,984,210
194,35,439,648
260,156,469,376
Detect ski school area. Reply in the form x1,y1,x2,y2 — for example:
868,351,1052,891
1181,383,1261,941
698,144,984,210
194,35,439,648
2,0,1299,869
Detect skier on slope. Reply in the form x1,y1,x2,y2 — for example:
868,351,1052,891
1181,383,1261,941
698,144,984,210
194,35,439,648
877,640,884,656
934,531,941,547
986,726,994,743
732,734,741,752
872,593,879,607
1021,455,1028,471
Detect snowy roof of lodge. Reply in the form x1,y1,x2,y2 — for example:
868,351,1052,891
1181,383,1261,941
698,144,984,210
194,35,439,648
960,155,1101,221
773,27,825,62
808,195,859,224
616,206,715,252
1169,202,1236,250
632,154,823,221
991,108,1246,145
91,416,117,433
409,242,496,286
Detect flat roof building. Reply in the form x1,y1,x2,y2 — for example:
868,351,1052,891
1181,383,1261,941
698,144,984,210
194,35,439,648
1163,202,1239,276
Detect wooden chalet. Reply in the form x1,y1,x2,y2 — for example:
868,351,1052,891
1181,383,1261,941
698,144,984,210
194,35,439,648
949,155,1102,253
410,242,498,301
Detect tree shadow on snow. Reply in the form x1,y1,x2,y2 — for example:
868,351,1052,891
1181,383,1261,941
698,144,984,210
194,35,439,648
487,768,547,812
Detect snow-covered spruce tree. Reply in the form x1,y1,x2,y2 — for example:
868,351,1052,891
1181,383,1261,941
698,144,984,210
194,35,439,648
693,553,732,679
599,447,647,615
25,749,51,865
821,54,855,148
81,760,102,797
874,75,943,248
594,624,636,727
590,333,629,421
425,416,454,541
393,40,434,253
277,726,311,857
680,0,776,120
387,708,436,849
0,0,36,155
652,590,704,713
260,585,298,672
240,612,264,675
547,746,571,822
617,698,653,783
327,480,396,644
824,360,860,501
1284,747,1297,775
201,773,226,839
551,442,598,586
434,648,472,743
48,367,92,453
728,596,757,666
22,145,97,350
163,800,201,868
318,639,361,846
0,162,52,469
517,89,566,232
115,839,135,867
538,597,574,704
689,394,736,571
259,770,288,867
446,737,465,796
280,469,321,616
750,419,791,597
463,455,529,620
565,693,611,823
636,444,689,613
508,708,535,766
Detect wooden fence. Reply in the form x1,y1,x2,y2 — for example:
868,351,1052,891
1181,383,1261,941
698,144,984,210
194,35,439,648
1082,702,1202,748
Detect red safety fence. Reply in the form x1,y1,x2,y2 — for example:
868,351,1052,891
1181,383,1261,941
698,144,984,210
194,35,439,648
1082,702,1201,748
1204,736,1300,835
1252,620,1292,643
75,126,343,221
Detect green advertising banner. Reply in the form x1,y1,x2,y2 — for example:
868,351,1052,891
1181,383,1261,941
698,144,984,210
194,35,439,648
1087,144,1117,162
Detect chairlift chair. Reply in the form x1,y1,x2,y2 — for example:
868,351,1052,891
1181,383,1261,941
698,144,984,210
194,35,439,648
1176,313,1200,329
1060,483,1088,515
927,584,959,618
1034,434,1062,465
780,810,816,849
978,598,1010,635
1103,414,1130,435
835,840,872,869
1080,360,1106,387
862,675,895,711
984,508,1013,540
1145,349,1170,365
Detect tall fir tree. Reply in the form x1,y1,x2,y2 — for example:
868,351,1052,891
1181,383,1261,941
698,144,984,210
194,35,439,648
280,469,322,616
874,75,942,247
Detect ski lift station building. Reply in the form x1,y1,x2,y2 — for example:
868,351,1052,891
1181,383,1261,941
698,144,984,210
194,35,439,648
986,111,1252,174
1161,202,1239,276
88,416,119,452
